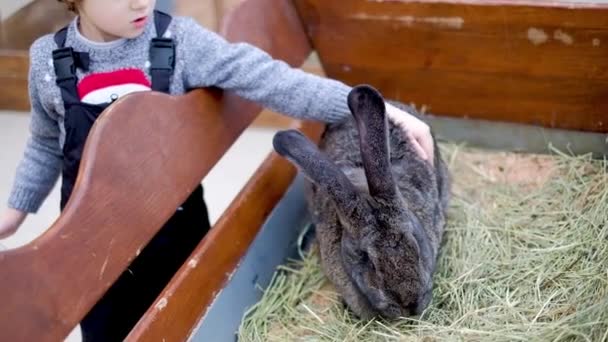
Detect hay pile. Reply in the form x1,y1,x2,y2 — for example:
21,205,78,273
239,145,608,341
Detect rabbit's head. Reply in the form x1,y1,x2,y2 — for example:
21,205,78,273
273,85,435,318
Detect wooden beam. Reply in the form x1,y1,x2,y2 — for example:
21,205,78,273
0,0,73,50
294,0,608,133
0,0,73,111
174,0,246,32
174,0,219,31
0,50,28,111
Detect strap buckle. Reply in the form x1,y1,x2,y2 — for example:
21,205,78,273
150,38,175,71
52,47,77,82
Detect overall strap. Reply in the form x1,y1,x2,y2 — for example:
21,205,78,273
54,26,69,47
154,10,172,37
149,10,175,93
52,26,89,105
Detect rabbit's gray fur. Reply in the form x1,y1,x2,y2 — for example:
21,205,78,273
273,85,450,319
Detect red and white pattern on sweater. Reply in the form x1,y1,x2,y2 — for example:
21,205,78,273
78,68,151,105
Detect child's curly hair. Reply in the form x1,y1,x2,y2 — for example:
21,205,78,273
57,0,80,13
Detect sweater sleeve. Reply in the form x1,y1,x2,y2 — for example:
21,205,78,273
8,38,63,213
179,17,352,123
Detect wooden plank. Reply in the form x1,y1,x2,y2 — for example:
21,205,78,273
293,0,608,133
174,0,245,32
0,0,73,50
252,108,300,128
174,0,220,31
126,0,314,340
0,50,29,111
0,0,72,111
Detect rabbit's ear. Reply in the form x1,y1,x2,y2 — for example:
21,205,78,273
273,129,371,227
348,85,397,199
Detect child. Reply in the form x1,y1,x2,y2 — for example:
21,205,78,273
0,0,434,340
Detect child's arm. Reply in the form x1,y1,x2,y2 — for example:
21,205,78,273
179,18,433,163
181,17,348,123
0,40,63,238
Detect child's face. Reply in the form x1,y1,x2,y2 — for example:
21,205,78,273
78,0,156,42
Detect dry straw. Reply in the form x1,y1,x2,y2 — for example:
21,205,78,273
239,145,608,342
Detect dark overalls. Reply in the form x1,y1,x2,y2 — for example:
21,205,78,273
52,11,211,341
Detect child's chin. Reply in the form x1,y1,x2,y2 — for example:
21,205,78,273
112,25,145,38
122,29,145,39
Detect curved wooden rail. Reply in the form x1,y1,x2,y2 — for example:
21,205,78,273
0,88,232,341
0,0,314,340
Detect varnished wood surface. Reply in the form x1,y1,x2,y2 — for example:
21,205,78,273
0,0,72,50
0,87,255,341
294,0,608,133
0,50,29,110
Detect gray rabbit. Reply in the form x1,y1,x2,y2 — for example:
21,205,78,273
273,85,450,319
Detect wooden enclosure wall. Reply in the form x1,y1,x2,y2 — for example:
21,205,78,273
0,1,72,110
294,0,608,133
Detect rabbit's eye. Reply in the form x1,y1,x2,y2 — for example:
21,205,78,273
358,251,376,270
359,251,370,264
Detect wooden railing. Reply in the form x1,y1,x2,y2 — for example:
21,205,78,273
0,0,315,340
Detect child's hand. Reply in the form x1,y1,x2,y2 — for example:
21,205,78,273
385,103,434,166
0,208,27,239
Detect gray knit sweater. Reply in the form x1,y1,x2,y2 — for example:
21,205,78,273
9,16,352,213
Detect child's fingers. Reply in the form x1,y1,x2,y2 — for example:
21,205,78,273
419,135,435,166
407,131,429,162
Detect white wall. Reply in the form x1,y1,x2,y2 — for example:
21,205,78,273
1,0,34,20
